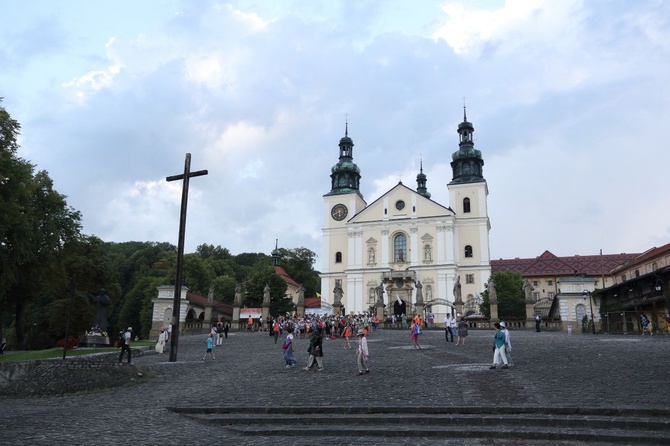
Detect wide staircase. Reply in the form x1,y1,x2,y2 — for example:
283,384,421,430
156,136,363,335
169,405,670,443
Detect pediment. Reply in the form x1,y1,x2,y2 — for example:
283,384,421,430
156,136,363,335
350,182,453,223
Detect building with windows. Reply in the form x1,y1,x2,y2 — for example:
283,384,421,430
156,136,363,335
492,250,639,331
320,110,491,322
597,242,670,334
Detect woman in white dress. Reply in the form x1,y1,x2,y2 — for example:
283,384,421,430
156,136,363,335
155,329,166,354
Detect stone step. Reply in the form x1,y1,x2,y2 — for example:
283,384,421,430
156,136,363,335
169,406,670,444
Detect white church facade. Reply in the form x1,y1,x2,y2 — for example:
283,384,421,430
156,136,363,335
320,110,491,323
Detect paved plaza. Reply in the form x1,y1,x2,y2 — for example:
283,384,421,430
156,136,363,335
1,327,669,445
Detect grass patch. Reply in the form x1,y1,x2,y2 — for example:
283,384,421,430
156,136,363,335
0,347,119,362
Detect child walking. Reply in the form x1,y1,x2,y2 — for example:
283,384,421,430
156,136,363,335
203,334,215,360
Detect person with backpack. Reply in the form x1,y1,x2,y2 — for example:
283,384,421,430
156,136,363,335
410,319,422,349
216,322,224,346
118,327,133,365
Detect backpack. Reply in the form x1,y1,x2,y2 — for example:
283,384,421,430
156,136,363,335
414,324,421,335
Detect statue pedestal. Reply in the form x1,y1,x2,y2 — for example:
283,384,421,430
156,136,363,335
525,300,536,322
375,303,385,322
262,304,270,323
332,303,343,316
297,303,305,317
78,335,110,347
489,299,500,322
415,303,425,320
232,305,241,330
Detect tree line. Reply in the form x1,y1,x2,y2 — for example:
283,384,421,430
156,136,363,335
0,100,319,350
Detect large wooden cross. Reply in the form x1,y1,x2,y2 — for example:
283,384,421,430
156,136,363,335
166,153,208,362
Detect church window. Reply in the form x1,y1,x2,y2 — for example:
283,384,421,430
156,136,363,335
576,304,586,322
335,252,342,263
533,292,540,301
463,197,471,213
465,274,474,284
395,200,405,211
394,234,407,263
464,245,473,258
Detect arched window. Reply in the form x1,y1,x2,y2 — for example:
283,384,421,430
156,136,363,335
394,234,407,263
464,245,473,258
576,304,586,323
463,197,471,213
335,252,342,263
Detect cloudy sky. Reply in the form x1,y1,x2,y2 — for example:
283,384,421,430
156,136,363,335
2,0,669,264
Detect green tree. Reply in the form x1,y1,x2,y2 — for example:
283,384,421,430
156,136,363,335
481,271,526,320
276,247,320,298
212,275,237,304
0,102,83,347
244,264,290,316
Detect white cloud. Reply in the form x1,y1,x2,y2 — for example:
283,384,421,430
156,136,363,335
4,0,670,262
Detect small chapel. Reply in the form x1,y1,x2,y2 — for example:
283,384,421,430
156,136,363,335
319,109,492,323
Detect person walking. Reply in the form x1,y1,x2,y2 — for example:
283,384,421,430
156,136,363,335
118,327,133,365
203,334,215,360
155,329,166,354
216,322,224,346
356,330,370,375
303,329,324,371
535,314,542,332
283,331,297,368
223,320,230,339
343,324,352,349
445,315,453,342
490,322,509,369
500,321,513,366
272,320,280,344
455,318,468,346
410,320,422,349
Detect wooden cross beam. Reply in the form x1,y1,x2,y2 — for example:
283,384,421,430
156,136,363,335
166,153,208,362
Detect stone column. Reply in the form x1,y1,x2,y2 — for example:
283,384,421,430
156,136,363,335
525,299,536,325
231,305,241,330
489,298,500,323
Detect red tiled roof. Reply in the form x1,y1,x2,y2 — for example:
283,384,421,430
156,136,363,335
274,265,301,288
304,297,321,308
611,242,670,274
186,291,233,315
492,250,639,277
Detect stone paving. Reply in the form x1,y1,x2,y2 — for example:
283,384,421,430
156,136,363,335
1,327,669,445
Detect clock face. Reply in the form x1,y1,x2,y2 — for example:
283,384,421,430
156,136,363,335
331,203,348,221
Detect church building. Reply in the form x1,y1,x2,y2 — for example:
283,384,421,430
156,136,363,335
320,109,492,322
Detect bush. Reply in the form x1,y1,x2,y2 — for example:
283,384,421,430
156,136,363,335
56,337,78,349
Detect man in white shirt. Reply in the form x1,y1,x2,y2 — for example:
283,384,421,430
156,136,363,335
445,315,453,342
500,321,513,366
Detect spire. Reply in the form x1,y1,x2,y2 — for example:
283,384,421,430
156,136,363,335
416,158,431,198
271,238,281,266
449,108,485,185
325,121,363,197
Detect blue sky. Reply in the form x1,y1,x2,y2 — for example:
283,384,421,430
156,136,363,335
2,0,669,263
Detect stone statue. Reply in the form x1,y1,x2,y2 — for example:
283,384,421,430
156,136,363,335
333,283,343,305
87,289,110,332
207,285,214,304
415,280,423,303
298,284,305,305
523,279,535,301
234,283,243,306
453,276,462,302
488,279,498,302
263,283,271,305
375,283,384,305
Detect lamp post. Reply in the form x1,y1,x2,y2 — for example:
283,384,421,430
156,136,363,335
582,290,596,334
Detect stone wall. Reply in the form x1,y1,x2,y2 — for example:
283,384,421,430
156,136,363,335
0,354,151,398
